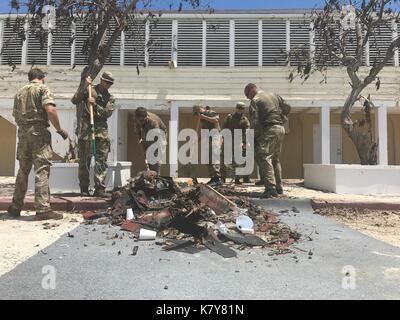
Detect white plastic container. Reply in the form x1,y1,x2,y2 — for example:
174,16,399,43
139,228,157,240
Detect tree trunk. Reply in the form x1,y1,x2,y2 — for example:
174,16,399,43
340,87,377,165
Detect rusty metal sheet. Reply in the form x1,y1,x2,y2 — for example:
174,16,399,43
199,184,238,215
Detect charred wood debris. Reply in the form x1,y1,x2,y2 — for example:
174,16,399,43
83,171,301,258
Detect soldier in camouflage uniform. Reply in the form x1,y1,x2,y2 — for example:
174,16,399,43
71,72,115,197
194,105,223,186
135,107,167,175
245,83,289,198
7,68,69,220
221,102,251,184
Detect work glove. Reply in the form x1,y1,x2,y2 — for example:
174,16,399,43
57,129,69,140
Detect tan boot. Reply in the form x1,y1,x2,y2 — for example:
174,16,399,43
34,211,64,221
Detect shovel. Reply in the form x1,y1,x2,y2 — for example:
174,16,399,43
88,84,96,175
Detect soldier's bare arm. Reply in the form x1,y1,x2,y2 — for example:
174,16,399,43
45,104,68,140
200,113,219,124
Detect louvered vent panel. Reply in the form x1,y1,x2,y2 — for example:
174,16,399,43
27,19,48,65
74,20,92,65
290,19,310,66
342,29,365,66
148,19,172,66
125,19,145,66
315,24,341,66
177,19,202,66
1,18,23,65
104,21,121,66
369,24,393,66
206,19,229,66
51,20,71,65
262,20,286,66
235,20,258,66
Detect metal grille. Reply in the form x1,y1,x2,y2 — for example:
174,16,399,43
290,19,310,66
1,18,23,65
27,19,48,65
235,20,258,66
148,19,172,66
262,20,287,66
177,19,202,66
206,19,230,66
314,24,341,66
74,19,92,65
369,24,394,66
51,20,72,65
104,21,121,66
124,19,145,66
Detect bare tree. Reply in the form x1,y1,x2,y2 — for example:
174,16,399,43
289,0,400,165
2,0,206,132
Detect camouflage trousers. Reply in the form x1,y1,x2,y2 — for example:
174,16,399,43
255,125,285,188
78,136,110,191
207,136,221,178
144,147,161,175
221,144,250,180
12,126,52,213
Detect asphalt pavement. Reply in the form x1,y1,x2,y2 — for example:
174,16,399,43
0,199,399,300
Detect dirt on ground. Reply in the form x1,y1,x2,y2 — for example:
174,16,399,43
0,177,83,276
317,207,400,248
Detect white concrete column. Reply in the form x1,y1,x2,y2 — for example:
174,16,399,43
21,20,29,66
375,105,388,165
169,101,180,177
109,108,119,162
202,20,207,67
47,29,52,66
71,22,76,68
392,20,399,67
286,19,291,53
0,19,4,65
258,19,263,67
145,20,150,66
310,22,315,62
320,106,331,164
229,19,235,67
365,39,370,67
120,30,125,66
172,19,178,64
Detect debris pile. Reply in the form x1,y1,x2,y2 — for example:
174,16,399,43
83,171,301,258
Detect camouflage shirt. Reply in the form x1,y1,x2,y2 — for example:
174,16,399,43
223,112,250,143
249,91,284,132
200,109,220,131
71,84,115,140
136,112,167,148
13,80,55,127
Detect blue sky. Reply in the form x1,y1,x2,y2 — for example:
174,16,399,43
0,0,322,13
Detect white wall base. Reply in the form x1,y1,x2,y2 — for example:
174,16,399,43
28,162,132,193
304,164,400,195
